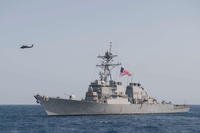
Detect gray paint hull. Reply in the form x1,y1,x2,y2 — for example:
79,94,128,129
35,95,190,116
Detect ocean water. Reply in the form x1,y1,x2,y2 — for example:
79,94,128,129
0,105,199,133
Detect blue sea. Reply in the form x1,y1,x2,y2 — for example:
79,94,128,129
0,105,199,133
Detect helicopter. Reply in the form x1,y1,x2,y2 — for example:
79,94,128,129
20,44,34,49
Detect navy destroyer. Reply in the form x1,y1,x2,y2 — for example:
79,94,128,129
34,45,190,115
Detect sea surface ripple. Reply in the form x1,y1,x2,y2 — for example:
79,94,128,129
0,105,199,133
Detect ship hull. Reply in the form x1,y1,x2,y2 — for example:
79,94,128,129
35,95,190,116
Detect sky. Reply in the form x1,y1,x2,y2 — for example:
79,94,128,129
0,0,200,104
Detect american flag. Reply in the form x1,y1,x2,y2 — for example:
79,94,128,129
120,67,132,76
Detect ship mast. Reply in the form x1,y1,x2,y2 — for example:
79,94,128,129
96,42,121,82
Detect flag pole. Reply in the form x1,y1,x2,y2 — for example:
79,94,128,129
131,75,133,83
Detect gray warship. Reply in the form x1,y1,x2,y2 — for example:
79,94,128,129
34,45,190,116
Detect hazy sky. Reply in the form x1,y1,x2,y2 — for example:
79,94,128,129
0,0,200,104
